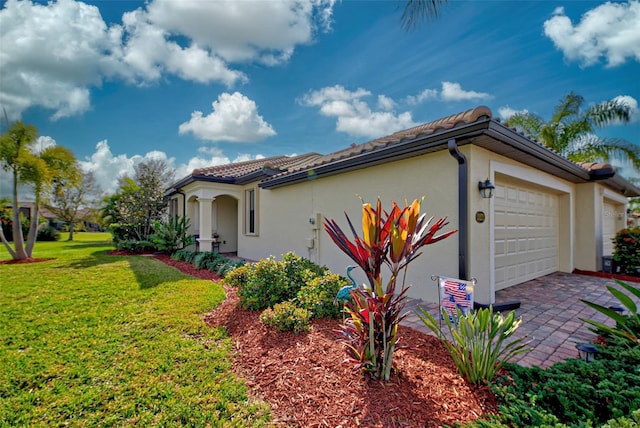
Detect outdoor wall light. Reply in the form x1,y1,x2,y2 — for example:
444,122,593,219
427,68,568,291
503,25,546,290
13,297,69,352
575,343,599,363
478,178,495,199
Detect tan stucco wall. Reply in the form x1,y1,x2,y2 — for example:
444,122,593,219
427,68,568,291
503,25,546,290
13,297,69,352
215,195,238,253
238,150,460,303
174,144,629,304
466,145,575,303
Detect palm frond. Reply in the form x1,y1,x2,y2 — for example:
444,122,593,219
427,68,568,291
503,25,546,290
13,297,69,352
400,0,448,30
506,113,544,141
566,136,640,170
585,99,631,128
551,91,583,124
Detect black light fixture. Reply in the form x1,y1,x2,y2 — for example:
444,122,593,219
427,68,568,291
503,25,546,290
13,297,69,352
575,343,599,363
478,178,495,199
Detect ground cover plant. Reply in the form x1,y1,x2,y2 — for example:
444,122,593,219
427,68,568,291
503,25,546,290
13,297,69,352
0,233,270,426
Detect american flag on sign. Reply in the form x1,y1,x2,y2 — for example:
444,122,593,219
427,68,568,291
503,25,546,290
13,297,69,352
439,277,474,319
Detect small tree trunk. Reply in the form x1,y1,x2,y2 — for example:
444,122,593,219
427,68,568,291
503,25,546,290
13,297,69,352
68,223,75,241
25,197,40,258
11,171,27,260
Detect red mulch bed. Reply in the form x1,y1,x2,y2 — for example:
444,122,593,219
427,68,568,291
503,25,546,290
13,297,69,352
573,268,640,283
138,252,499,426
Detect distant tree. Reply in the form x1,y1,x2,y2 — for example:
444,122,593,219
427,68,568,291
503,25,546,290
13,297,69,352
46,170,101,241
507,92,640,171
0,120,77,259
401,0,448,30
101,159,175,244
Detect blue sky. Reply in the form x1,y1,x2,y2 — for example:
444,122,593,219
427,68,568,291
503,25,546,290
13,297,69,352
1,0,639,196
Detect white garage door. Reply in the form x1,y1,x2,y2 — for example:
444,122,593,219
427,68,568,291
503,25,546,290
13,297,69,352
494,179,559,290
602,201,620,256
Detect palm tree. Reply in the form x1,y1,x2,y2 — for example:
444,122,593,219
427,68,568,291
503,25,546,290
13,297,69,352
507,92,640,170
401,0,448,30
0,120,78,259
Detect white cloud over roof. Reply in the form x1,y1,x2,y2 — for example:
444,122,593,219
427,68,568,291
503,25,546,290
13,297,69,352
406,82,492,105
544,2,640,67
178,92,277,143
498,106,529,121
301,85,416,138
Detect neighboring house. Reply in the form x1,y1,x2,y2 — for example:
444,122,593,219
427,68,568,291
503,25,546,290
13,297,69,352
166,106,639,304
2,202,60,228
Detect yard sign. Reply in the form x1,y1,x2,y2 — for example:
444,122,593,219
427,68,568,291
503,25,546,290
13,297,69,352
438,277,474,322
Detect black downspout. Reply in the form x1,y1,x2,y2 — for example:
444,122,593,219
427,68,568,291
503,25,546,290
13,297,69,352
448,139,467,280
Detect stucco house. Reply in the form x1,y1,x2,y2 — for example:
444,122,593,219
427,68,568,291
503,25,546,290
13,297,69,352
166,106,639,305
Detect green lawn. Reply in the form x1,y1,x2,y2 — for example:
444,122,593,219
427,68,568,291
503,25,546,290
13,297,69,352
0,233,270,426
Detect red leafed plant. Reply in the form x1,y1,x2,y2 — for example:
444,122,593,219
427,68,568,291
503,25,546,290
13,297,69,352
324,197,456,380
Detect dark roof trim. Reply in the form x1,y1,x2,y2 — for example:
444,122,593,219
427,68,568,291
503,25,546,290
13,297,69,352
260,119,492,189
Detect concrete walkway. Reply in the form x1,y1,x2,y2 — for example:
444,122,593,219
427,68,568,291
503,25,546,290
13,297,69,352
402,272,639,368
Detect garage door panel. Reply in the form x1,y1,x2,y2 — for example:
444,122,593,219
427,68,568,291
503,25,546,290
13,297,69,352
494,181,559,290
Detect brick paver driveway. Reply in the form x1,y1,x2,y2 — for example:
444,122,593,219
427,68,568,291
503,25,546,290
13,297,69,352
403,272,639,368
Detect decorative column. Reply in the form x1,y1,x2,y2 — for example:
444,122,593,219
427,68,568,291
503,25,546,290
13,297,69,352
197,197,214,252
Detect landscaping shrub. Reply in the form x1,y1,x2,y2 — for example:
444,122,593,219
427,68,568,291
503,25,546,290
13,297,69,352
492,354,640,426
580,279,640,348
229,253,326,311
216,259,243,276
150,216,195,254
601,409,640,428
419,306,529,384
115,239,156,253
296,273,348,319
612,227,640,274
223,264,250,288
194,251,224,270
172,249,197,263
260,301,311,333
36,225,60,241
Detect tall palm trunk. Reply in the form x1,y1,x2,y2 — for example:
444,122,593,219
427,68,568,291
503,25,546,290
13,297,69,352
11,169,28,260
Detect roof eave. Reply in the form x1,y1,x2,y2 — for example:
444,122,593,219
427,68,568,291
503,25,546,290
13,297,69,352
260,119,493,189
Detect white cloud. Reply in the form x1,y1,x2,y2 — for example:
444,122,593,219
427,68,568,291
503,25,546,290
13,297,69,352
377,95,396,111
145,0,335,64
544,1,640,67
0,0,112,120
613,95,640,123
498,106,529,121
440,82,492,102
78,140,178,194
406,83,491,104
406,88,438,105
301,85,416,138
0,0,335,119
178,92,276,143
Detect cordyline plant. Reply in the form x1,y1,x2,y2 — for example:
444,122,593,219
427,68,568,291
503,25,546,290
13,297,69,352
324,197,456,380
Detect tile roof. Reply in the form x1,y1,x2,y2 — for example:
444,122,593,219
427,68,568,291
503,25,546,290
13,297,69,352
192,153,322,180
283,106,493,175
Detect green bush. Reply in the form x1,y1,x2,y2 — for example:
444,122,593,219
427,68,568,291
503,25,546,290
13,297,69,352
36,225,60,241
230,253,327,311
223,264,250,288
260,301,311,333
216,259,243,276
150,216,195,254
172,249,197,263
194,251,224,270
115,239,156,253
612,227,640,275
296,273,348,319
418,306,530,384
601,409,640,428
581,280,640,348
491,350,640,426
